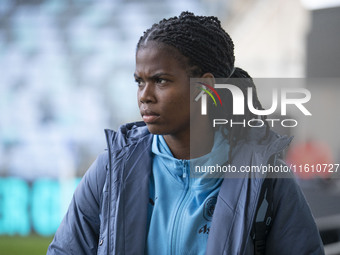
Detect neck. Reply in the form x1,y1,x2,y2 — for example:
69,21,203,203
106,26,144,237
163,133,191,159
163,118,214,160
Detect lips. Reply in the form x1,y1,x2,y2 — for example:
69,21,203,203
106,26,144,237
141,109,160,123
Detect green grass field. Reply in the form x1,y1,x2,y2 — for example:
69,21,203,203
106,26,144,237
0,235,53,255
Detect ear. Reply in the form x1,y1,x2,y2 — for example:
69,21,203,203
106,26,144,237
201,72,215,87
193,72,216,103
201,72,214,79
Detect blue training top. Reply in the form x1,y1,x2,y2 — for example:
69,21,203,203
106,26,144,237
146,130,229,255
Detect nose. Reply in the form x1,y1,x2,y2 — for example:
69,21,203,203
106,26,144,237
138,83,156,104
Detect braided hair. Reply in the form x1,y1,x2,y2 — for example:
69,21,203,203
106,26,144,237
137,11,270,162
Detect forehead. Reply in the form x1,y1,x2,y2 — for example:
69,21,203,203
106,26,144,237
135,42,188,75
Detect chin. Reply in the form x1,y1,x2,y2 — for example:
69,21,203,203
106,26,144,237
145,124,163,134
145,123,169,135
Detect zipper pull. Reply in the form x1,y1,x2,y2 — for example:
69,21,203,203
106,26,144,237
182,160,187,178
183,169,187,178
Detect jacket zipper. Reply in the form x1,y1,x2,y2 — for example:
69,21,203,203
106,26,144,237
170,160,190,254
104,130,112,254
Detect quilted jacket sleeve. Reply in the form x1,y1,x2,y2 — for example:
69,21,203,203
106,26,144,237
265,170,325,255
47,152,108,255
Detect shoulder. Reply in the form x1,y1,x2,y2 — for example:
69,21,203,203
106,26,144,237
73,151,109,205
82,122,151,198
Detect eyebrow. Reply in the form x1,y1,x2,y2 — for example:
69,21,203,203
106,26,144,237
134,72,174,80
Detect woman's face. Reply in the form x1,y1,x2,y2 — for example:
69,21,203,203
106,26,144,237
135,43,191,137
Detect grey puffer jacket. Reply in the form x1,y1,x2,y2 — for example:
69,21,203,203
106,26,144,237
47,122,324,255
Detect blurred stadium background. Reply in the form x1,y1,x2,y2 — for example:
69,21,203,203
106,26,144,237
0,0,340,254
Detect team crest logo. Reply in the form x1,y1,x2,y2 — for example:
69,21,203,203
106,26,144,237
203,196,217,221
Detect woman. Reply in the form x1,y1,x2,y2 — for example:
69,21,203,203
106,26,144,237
48,12,324,255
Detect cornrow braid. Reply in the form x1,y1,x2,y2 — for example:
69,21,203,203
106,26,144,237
137,11,270,163
137,12,234,77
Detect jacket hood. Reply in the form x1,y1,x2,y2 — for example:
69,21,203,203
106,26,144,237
233,126,293,166
105,121,150,150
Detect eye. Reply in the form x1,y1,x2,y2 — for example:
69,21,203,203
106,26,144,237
155,78,167,84
135,78,145,87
